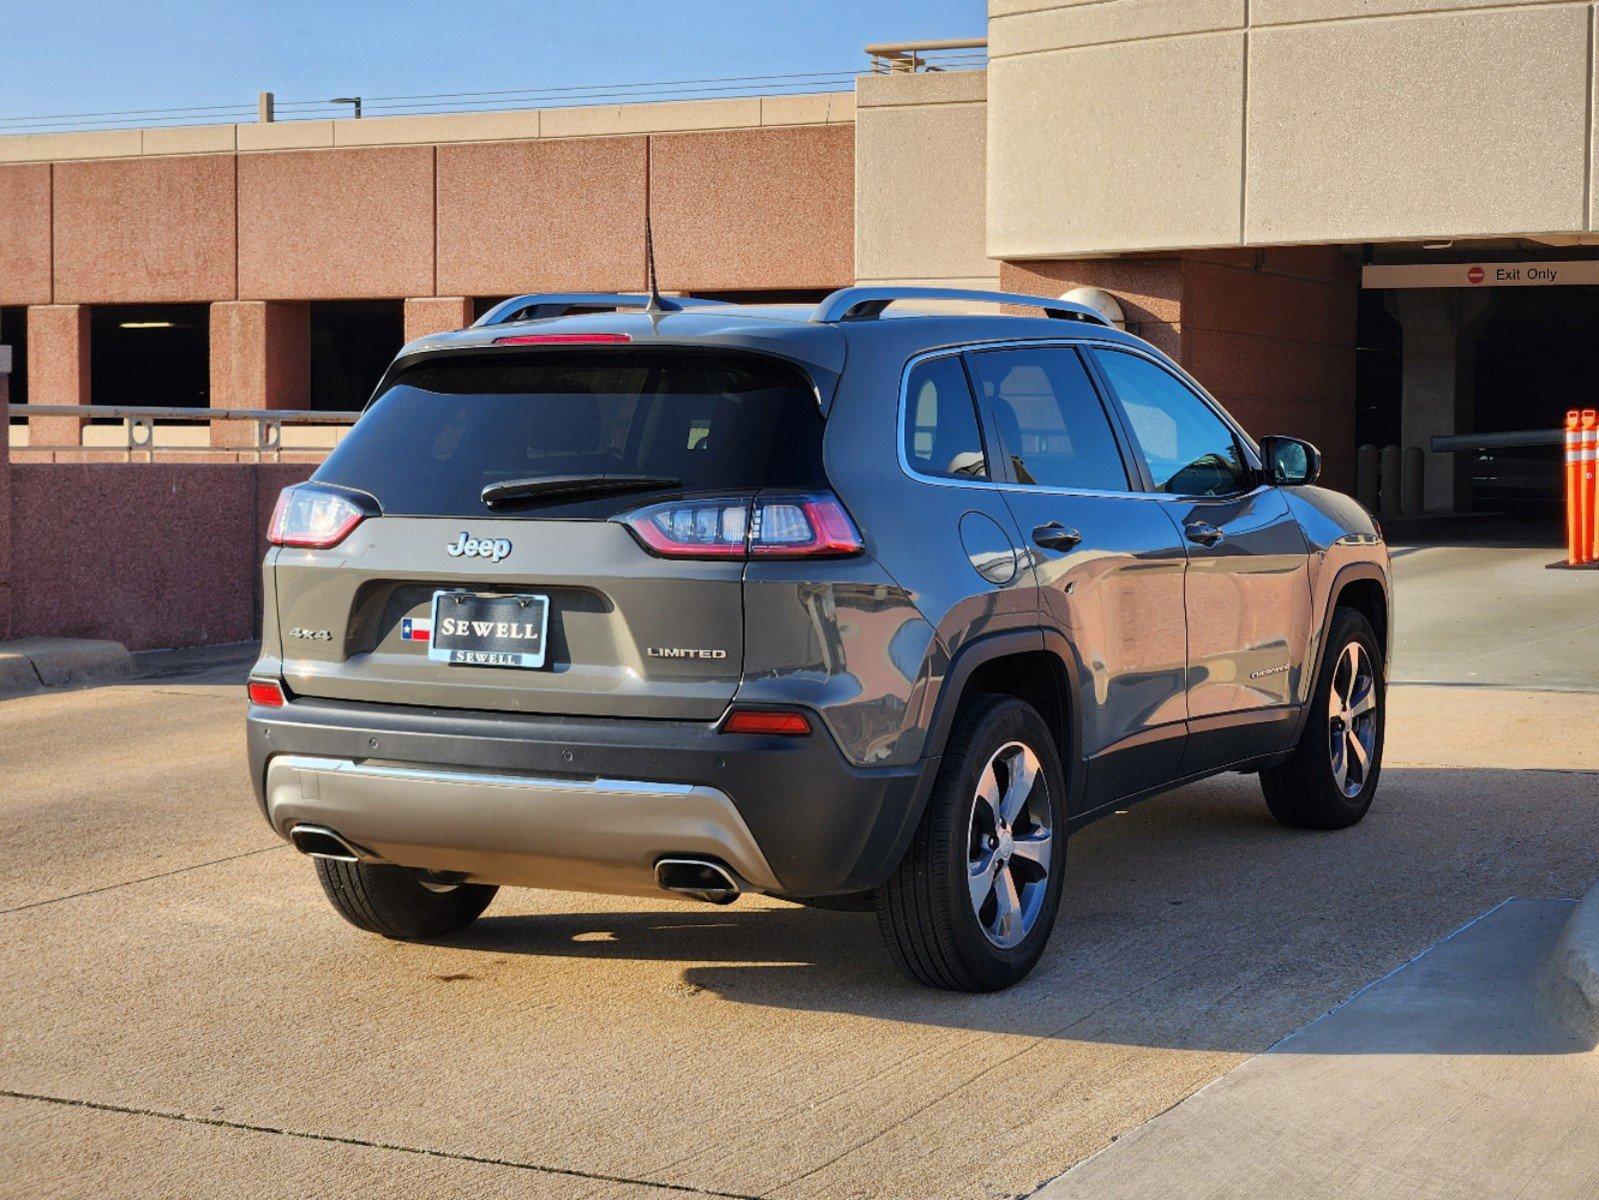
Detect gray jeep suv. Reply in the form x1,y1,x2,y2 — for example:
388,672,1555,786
246,287,1390,992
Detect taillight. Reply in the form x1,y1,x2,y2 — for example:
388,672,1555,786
750,495,862,558
268,485,367,549
493,333,632,345
721,708,811,736
247,679,286,707
616,492,862,560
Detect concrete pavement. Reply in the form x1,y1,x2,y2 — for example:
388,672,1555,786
1038,898,1599,1200
2,670,1596,1199
4,533,1597,1198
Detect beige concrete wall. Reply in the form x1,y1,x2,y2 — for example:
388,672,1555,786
855,71,997,288
0,94,854,164
988,0,1599,256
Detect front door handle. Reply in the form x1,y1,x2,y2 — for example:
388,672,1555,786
1185,521,1225,546
1032,522,1083,552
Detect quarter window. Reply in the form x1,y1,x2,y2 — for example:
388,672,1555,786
1093,349,1250,496
966,346,1129,492
903,356,988,480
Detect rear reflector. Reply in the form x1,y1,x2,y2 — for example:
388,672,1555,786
247,679,286,707
616,492,862,560
493,333,632,345
721,709,811,736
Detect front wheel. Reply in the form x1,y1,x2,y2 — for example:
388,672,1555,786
313,858,497,940
876,695,1068,991
1261,606,1385,830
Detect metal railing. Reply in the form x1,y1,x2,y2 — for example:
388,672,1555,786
8,405,362,462
864,38,987,74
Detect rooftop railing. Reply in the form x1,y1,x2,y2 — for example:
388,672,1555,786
7,405,362,462
864,39,988,74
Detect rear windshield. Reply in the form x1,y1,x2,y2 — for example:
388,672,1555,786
312,350,827,517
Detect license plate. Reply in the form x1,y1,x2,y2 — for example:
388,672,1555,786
428,591,550,669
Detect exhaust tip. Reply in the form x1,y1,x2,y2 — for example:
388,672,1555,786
656,858,742,905
288,824,366,863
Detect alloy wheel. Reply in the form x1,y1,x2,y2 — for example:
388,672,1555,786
966,741,1053,949
1328,641,1378,798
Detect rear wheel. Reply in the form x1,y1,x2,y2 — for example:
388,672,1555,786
876,695,1067,991
313,859,497,940
1261,606,1385,830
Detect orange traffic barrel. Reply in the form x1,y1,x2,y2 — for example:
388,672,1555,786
1568,411,1583,565
1586,410,1599,566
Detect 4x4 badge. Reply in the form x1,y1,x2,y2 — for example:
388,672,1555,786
445,532,512,562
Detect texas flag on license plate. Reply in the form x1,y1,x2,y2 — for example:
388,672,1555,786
401,617,432,642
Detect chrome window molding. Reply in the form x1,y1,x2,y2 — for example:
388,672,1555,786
894,337,1262,503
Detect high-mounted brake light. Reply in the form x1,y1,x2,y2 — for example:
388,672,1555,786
615,492,862,560
493,333,632,345
721,708,812,736
247,679,286,707
268,485,367,549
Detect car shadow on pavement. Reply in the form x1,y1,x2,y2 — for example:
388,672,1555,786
443,765,1599,1056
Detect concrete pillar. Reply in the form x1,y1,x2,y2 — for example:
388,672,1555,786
26,305,90,451
209,301,310,449
404,297,474,342
0,348,11,639
1387,289,1492,513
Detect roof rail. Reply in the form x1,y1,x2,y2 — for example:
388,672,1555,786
811,286,1111,326
472,293,732,327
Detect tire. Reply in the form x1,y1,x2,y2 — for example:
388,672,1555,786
1261,606,1385,830
875,695,1068,991
313,858,497,940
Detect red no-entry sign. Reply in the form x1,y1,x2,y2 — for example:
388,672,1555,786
1467,266,1485,284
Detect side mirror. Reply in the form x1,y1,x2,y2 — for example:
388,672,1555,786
1261,436,1321,486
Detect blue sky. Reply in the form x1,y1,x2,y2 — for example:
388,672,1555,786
1,1,986,127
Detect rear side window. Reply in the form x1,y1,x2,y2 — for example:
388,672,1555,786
903,355,988,480
313,350,827,517
966,346,1130,492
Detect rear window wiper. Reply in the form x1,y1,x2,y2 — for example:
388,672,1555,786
481,473,683,507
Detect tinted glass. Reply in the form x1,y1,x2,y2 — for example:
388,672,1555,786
314,350,826,517
903,355,988,480
1094,349,1249,496
966,346,1129,491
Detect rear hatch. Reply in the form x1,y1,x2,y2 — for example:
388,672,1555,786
271,347,828,719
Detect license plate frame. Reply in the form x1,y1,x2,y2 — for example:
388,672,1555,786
427,590,550,669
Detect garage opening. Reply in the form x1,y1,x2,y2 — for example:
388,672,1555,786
90,304,209,410
1470,287,1599,517
310,301,403,411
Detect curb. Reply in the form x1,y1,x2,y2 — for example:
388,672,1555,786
0,638,134,698
1544,881,1599,1045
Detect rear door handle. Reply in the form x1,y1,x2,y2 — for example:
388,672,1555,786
1185,521,1225,546
1032,522,1082,552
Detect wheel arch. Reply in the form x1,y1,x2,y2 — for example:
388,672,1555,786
1289,561,1391,747
920,630,1087,801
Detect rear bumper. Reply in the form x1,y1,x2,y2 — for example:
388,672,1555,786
247,697,937,898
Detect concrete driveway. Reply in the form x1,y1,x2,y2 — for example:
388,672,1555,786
3,538,1596,1199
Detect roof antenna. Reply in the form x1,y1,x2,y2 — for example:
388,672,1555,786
644,205,666,314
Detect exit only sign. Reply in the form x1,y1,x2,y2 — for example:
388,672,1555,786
1362,260,1599,288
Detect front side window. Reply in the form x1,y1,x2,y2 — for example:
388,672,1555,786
966,345,1129,492
903,355,988,480
1093,349,1249,496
